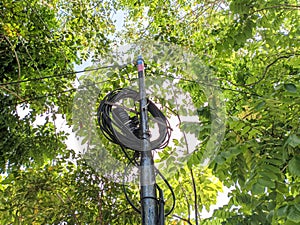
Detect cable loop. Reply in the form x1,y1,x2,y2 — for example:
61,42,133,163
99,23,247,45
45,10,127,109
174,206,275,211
97,88,171,151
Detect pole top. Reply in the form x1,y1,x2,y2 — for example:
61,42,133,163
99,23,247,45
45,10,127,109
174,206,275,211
137,56,144,72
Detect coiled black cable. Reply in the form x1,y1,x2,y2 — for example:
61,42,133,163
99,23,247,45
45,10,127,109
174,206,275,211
97,88,171,151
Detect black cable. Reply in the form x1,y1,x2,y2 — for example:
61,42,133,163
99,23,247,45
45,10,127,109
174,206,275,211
156,184,165,225
123,160,141,214
97,88,171,151
0,64,128,86
141,196,160,202
121,146,173,217
118,134,175,218
155,167,176,217
123,147,175,218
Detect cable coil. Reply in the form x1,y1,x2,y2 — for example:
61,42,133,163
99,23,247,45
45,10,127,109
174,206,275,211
97,88,171,151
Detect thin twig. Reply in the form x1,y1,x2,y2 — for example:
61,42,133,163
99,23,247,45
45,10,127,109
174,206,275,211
19,37,41,75
248,53,299,87
110,208,132,220
97,191,103,225
218,53,299,88
0,86,25,102
170,81,200,223
56,192,80,224
178,179,192,222
3,35,21,81
172,214,193,225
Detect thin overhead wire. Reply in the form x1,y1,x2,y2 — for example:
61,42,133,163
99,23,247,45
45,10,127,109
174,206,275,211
1,60,254,96
1,62,256,109
4,78,118,107
0,64,128,86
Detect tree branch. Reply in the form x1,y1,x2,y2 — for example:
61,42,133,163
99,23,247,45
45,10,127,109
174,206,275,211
250,53,299,87
3,35,21,81
170,81,200,223
252,4,300,14
178,179,192,222
19,37,41,75
0,86,25,102
110,208,132,220
219,53,299,88
97,191,103,225
56,192,80,224
172,214,193,225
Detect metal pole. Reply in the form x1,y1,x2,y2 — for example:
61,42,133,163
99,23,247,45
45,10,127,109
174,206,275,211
137,56,158,225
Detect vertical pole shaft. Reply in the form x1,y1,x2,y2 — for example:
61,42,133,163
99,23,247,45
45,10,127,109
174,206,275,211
137,56,158,225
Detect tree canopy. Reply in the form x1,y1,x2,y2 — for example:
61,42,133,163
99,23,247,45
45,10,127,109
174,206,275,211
1,0,300,224
0,0,113,171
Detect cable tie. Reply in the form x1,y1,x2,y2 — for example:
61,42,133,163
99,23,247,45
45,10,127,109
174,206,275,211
140,196,159,202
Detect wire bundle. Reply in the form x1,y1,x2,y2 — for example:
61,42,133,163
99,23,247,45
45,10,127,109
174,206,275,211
97,88,171,151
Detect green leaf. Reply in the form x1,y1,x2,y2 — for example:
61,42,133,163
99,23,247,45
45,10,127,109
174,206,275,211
285,220,300,225
230,146,243,155
215,155,225,165
263,164,282,175
287,206,300,223
267,158,284,166
241,126,251,136
268,201,276,210
252,183,265,195
288,156,300,177
187,157,193,169
277,205,289,217
180,168,186,176
295,204,300,212
0,174,14,185
191,153,200,165
172,139,179,146
260,171,278,180
287,135,300,148
255,101,266,111
284,83,297,93
257,178,275,188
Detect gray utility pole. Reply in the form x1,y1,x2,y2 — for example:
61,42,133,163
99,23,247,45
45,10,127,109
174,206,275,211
137,56,158,225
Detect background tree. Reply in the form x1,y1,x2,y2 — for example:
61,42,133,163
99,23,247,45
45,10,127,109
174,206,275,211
0,151,141,224
1,0,300,224
113,0,300,224
0,0,113,171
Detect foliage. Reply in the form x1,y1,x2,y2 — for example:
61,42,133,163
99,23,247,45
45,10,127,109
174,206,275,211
1,0,300,224
0,151,140,224
114,0,300,224
0,0,113,171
